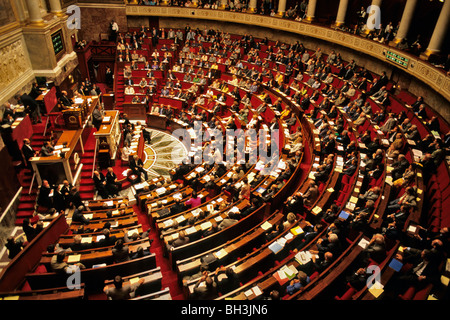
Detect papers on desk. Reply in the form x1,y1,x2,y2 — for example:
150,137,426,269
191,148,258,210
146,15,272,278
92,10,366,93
155,187,166,195
102,116,111,123
268,240,284,254
200,221,212,230
407,224,417,233
412,149,423,161
175,215,186,224
67,254,81,263
104,201,114,207
81,237,92,244
135,181,149,190
295,250,312,265
339,210,350,220
290,226,304,236
163,220,173,228
84,214,93,220
261,221,272,231
229,206,240,214
388,258,403,272
96,235,105,242
441,275,450,286
358,238,370,249
282,264,298,280
129,277,140,285
385,176,393,186
256,187,266,195
215,248,228,259
311,206,322,215
185,226,197,235
346,202,356,211
127,228,139,237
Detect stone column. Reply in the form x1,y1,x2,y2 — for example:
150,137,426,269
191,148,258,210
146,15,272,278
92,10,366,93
421,0,450,59
304,0,317,23
13,0,27,24
248,0,258,13
390,0,418,45
48,0,64,17
25,0,44,26
334,0,349,27
277,0,287,16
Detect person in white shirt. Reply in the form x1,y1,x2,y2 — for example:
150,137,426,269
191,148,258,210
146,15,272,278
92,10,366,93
125,86,135,95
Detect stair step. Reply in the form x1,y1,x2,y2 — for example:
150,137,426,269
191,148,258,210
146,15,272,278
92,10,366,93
18,199,36,207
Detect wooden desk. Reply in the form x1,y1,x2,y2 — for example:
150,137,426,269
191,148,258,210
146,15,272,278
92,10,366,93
104,267,163,299
25,254,157,293
87,197,129,210
94,110,121,162
146,112,169,130
168,201,266,270
176,210,285,283
29,97,99,185
0,285,85,300
123,103,148,120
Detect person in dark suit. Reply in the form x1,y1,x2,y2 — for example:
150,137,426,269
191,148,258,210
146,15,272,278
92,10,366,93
169,197,186,216
112,239,130,263
71,234,92,251
93,170,110,199
386,248,441,296
18,93,41,123
37,180,53,209
103,275,145,300
192,275,218,300
5,236,24,259
68,187,83,210
129,154,148,182
214,266,239,295
314,233,342,259
105,167,121,197
22,218,37,243
96,228,117,248
21,138,38,170
303,181,319,207
167,230,189,251
92,104,103,131
72,205,90,225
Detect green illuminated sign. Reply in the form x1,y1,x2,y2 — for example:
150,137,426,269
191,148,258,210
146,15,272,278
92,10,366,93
385,50,408,68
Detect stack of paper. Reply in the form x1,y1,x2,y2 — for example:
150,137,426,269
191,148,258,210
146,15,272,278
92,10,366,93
295,251,312,265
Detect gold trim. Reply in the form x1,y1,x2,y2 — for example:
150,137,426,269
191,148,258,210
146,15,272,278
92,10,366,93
28,20,46,27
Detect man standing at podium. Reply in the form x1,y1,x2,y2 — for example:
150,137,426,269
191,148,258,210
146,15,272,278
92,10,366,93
92,104,103,131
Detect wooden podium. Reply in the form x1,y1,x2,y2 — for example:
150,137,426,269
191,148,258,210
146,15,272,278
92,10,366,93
30,97,99,186
62,96,97,130
94,110,121,168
